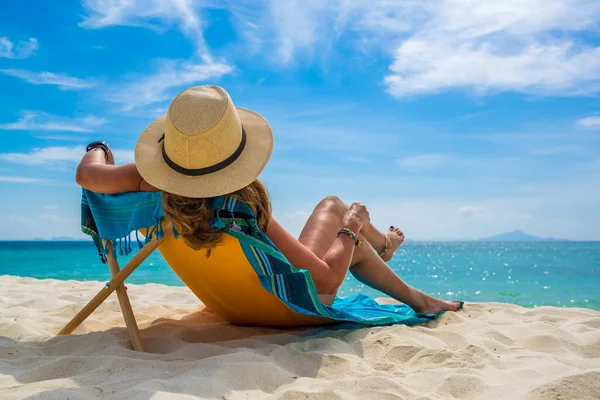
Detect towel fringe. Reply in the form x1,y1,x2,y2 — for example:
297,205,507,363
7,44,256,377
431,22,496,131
135,230,143,249
155,217,165,239
99,235,140,260
145,225,155,244
101,241,110,257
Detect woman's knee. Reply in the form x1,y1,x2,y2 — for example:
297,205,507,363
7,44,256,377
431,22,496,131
313,272,344,296
316,195,346,215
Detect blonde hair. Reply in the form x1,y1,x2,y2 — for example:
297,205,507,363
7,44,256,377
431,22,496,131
162,180,271,254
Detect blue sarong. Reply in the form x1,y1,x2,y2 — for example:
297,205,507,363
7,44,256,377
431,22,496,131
82,189,450,326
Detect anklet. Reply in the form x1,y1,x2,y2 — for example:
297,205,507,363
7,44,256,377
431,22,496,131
337,228,362,247
378,234,389,257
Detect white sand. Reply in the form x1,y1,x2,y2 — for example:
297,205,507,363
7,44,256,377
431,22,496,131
1,276,599,399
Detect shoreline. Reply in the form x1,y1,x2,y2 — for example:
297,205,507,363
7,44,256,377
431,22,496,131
1,276,599,399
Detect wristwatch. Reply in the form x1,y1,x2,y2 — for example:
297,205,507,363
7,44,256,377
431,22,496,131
86,141,109,162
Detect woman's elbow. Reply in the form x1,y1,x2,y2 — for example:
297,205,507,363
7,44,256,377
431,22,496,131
75,164,91,189
75,165,84,185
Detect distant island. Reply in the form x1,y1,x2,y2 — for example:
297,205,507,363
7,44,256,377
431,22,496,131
478,230,568,242
51,236,87,241
30,236,86,241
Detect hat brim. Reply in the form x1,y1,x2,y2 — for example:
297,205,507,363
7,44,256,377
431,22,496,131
134,107,273,198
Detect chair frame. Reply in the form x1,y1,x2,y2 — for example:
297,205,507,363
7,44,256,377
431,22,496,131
58,223,172,352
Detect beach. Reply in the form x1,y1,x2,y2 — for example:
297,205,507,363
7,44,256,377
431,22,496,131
1,276,599,399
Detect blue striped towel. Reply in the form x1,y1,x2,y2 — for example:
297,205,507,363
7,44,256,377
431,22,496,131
82,189,448,326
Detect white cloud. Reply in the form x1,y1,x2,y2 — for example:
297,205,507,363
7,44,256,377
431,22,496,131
0,37,38,59
274,124,396,155
0,147,83,165
227,0,340,66
111,149,135,163
40,214,65,224
366,184,600,241
0,69,96,90
397,154,452,171
576,116,600,128
267,0,332,65
386,41,600,97
531,145,590,157
384,0,600,96
2,213,83,240
276,210,311,238
106,59,232,110
79,0,233,109
505,212,533,220
0,176,48,184
230,0,600,96
34,135,92,141
78,2,600,98
459,206,488,218
79,0,207,52
0,146,133,166
0,111,107,132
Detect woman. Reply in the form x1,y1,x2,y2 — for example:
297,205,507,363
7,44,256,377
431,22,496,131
77,86,460,325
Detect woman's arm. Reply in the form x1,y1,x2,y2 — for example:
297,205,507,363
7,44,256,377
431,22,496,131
75,145,157,194
266,203,369,294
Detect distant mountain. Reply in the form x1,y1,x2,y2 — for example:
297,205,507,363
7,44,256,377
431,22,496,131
479,230,567,242
51,236,86,241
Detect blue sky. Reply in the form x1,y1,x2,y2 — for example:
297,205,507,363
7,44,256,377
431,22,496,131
1,0,600,240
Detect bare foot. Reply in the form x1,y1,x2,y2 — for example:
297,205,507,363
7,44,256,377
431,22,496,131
396,286,462,315
416,297,462,315
380,226,405,262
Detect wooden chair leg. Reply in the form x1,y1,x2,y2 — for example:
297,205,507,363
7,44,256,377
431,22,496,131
105,240,145,352
58,227,170,341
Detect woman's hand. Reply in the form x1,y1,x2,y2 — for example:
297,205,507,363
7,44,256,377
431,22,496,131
342,202,370,233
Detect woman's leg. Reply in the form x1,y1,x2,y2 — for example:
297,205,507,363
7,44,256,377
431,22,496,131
349,241,461,314
298,196,461,313
298,196,404,260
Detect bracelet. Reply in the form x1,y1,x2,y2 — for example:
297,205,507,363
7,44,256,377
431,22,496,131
337,228,362,247
86,141,109,163
378,234,388,257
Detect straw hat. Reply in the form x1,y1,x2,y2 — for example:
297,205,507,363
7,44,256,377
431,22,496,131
134,86,273,198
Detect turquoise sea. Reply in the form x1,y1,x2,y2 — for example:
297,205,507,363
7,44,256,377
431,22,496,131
1,241,599,311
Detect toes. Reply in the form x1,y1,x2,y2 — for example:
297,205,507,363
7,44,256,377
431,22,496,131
454,300,464,310
388,226,406,237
